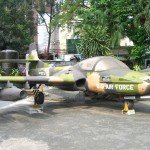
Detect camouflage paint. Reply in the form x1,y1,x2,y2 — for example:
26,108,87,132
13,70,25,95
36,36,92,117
0,76,26,82
43,63,49,68
26,54,34,60
2,43,150,102
86,71,150,95
59,73,74,83
87,72,107,93
48,76,64,83
54,66,68,71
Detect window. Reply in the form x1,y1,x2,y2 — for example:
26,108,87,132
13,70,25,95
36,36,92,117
79,57,99,70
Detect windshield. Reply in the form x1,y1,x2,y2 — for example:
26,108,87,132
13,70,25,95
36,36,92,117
75,56,129,71
78,57,100,70
95,57,129,71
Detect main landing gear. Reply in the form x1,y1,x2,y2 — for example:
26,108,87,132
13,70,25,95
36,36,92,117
122,100,135,115
33,84,45,112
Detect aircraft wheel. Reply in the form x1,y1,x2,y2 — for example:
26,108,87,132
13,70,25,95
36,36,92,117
34,92,44,105
123,100,134,109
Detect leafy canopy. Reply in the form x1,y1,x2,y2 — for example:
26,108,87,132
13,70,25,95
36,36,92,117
0,0,35,52
52,0,150,66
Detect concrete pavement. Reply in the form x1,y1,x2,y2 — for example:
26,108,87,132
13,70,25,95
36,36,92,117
0,88,150,150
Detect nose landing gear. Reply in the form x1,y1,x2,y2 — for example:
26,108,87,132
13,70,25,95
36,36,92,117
34,92,44,105
33,84,45,112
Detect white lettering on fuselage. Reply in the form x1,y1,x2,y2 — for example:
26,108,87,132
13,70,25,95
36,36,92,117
104,84,134,90
105,84,113,90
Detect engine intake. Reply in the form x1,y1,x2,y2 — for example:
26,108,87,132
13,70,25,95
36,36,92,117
74,78,86,91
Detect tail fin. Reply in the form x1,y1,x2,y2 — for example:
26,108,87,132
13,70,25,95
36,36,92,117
25,43,50,76
25,43,39,76
26,43,39,60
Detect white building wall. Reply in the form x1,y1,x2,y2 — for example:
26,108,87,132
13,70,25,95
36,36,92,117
51,25,74,56
50,26,60,54
37,14,50,53
120,37,134,46
38,15,73,56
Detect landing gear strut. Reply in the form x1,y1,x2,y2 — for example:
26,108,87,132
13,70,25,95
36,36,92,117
122,100,135,115
33,84,45,111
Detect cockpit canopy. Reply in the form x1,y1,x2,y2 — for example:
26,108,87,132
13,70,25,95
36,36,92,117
75,56,129,71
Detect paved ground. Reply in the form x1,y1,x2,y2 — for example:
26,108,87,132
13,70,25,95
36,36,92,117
0,87,150,150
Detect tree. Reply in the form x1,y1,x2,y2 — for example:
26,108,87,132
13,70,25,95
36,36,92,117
0,0,35,52
53,0,150,66
52,0,127,57
75,7,112,58
32,0,60,59
112,0,150,68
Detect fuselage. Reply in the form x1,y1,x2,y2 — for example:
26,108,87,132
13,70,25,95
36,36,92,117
86,69,150,96
28,56,150,96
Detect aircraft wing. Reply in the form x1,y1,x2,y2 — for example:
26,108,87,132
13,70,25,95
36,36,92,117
0,75,80,102
0,74,85,86
0,76,68,84
0,73,86,101
0,59,38,63
0,71,86,90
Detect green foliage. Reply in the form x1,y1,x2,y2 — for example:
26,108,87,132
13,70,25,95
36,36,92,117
52,0,114,57
76,26,112,58
131,45,146,60
52,0,124,56
10,68,22,76
51,0,82,26
0,66,5,76
131,45,146,70
111,0,150,67
0,0,35,51
53,0,150,62
133,64,144,71
118,0,150,54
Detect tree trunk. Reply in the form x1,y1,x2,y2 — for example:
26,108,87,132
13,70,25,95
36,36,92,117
47,30,51,59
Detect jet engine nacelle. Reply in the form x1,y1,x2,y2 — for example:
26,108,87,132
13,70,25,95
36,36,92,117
0,86,27,101
55,70,87,91
55,78,86,91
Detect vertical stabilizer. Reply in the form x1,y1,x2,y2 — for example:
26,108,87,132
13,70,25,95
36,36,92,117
25,43,39,76
28,43,39,60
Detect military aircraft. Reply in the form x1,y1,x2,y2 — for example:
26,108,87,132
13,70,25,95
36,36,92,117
1,43,150,112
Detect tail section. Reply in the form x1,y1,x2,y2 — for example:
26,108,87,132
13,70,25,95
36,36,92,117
25,43,39,76
26,43,39,60
26,43,50,76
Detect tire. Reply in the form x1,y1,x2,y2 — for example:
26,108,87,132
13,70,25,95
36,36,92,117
34,92,44,105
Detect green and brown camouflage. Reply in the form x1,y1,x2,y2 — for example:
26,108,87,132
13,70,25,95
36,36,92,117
2,43,150,97
26,52,150,97
1,43,150,110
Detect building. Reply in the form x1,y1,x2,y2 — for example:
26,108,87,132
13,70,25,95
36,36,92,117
35,1,134,61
